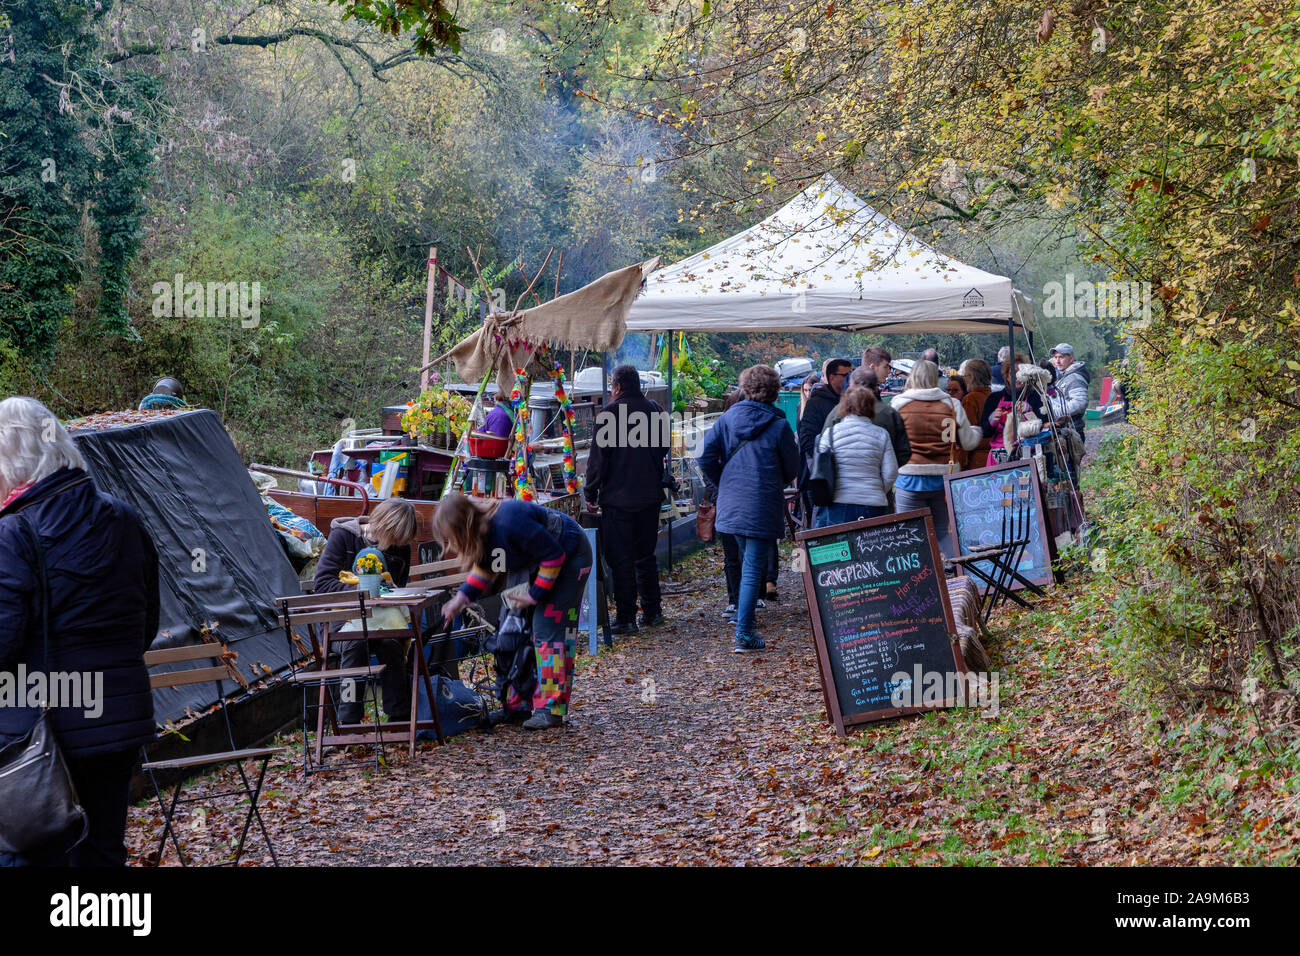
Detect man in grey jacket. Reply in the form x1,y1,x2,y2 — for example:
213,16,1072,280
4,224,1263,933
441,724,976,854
1047,343,1091,435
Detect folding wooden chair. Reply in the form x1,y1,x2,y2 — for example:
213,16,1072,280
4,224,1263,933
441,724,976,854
141,644,285,866
408,557,462,582
276,591,385,773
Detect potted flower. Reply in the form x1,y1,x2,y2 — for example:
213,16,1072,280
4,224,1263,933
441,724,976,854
401,377,472,449
353,549,386,597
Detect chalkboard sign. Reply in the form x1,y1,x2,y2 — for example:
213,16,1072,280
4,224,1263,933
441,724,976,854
944,459,1056,593
797,511,964,734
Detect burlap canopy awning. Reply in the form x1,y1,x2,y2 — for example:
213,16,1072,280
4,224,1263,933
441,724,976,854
436,258,659,390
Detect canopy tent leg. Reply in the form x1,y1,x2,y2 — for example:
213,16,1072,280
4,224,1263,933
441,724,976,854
1009,310,1019,442
666,334,674,573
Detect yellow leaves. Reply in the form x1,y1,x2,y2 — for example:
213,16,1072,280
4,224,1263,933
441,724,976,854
1043,183,1074,209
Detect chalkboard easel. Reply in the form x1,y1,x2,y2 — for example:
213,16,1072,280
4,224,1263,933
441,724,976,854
943,458,1059,594
797,510,965,735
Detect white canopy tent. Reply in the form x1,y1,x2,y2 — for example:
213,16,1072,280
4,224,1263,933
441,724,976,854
626,175,1034,336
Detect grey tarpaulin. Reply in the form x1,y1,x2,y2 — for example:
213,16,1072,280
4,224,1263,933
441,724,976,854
69,409,303,723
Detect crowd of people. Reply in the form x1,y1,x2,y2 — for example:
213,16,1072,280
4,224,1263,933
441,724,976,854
0,345,1095,866
697,343,1092,652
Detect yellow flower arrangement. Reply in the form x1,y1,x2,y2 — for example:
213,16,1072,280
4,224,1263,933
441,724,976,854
401,381,471,445
354,552,385,574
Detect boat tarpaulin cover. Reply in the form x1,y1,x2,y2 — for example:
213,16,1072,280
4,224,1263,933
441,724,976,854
70,409,302,723
626,175,1034,335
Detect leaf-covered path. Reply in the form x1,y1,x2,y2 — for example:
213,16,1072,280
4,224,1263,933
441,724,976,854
127,446,1299,865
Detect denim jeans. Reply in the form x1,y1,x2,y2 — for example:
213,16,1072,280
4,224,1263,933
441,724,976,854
894,486,953,558
821,502,890,527
734,534,771,641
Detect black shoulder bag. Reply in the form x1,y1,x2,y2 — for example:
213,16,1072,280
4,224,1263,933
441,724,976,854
806,420,838,507
0,516,88,856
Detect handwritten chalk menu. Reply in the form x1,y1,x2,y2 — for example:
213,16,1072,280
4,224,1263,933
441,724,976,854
944,459,1055,593
797,511,963,734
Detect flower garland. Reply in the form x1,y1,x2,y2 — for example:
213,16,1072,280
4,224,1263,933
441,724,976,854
509,364,535,501
498,340,579,500
549,357,579,494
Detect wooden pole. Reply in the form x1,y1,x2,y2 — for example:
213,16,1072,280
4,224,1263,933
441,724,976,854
421,247,437,390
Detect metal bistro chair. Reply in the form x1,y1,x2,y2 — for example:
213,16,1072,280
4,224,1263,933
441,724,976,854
141,643,286,866
277,590,385,773
407,560,498,690
946,470,1046,624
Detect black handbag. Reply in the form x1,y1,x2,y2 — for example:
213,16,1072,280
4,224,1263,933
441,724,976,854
806,420,838,507
0,516,88,856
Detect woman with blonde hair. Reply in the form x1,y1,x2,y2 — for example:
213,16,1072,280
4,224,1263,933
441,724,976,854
891,361,982,557
434,492,592,730
314,496,422,723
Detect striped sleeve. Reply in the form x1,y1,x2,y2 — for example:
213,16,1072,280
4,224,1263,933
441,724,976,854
457,564,496,602
528,554,566,604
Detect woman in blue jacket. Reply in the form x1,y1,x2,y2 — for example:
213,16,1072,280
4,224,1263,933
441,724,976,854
697,365,799,652
0,397,159,867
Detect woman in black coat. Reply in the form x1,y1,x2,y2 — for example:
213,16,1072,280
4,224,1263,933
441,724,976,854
0,397,160,866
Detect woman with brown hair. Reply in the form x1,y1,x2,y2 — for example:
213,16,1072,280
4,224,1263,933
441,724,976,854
434,493,592,729
958,358,994,469
697,365,799,652
980,351,1046,463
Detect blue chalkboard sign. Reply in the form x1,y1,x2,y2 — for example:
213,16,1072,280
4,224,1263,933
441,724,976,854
944,459,1057,592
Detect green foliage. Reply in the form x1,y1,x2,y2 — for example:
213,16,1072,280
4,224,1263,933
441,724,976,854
92,71,161,335
1089,336,1300,706
654,335,730,411
0,0,156,358
42,194,423,464
328,0,465,54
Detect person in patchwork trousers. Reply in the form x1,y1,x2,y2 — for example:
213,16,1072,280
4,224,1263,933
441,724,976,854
436,493,592,730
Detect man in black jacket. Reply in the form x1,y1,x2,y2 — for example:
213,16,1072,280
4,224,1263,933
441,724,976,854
584,365,669,633
797,357,851,525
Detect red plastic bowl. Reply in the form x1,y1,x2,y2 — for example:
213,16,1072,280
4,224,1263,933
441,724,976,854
467,431,509,458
